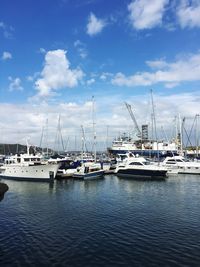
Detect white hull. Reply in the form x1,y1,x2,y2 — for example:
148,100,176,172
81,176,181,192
161,156,200,175
0,163,59,181
56,168,77,178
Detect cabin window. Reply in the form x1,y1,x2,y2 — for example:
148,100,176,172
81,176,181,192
17,158,21,163
129,162,143,166
24,158,30,162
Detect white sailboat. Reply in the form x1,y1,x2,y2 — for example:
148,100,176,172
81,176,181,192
73,97,104,179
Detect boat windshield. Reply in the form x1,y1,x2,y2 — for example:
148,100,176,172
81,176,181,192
182,158,190,162
143,161,151,165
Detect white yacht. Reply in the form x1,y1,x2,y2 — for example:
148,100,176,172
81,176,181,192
115,153,168,180
161,156,200,175
0,147,60,182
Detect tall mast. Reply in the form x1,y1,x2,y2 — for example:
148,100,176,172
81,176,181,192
196,114,199,157
179,114,183,155
26,139,30,155
81,125,85,163
46,118,49,157
106,125,109,151
150,89,159,158
56,115,64,153
150,89,158,142
92,96,96,162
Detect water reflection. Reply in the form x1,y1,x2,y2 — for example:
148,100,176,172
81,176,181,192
1,175,200,266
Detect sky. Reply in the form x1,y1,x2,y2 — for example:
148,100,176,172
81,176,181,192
0,0,200,151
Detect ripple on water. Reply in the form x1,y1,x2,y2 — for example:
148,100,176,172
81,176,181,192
1,175,200,266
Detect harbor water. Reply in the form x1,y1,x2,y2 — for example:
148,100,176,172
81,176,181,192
1,174,200,266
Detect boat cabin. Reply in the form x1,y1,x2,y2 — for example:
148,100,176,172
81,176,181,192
4,154,42,165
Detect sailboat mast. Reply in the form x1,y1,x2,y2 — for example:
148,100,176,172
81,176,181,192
150,89,159,158
179,114,183,155
46,118,49,158
81,125,85,163
92,96,96,162
196,114,199,157
150,89,158,142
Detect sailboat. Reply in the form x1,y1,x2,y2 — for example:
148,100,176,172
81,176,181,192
73,97,104,179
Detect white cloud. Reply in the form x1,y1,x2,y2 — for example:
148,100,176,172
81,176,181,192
35,49,84,97
86,12,106,36
100,72,113,81
0,21,14,38
27,72,40,82
177,0,200,28
145,59,168,69
0,101,98,149
0,92,199,150
0,22,5,28
8,77,23,92
39,47,46,54
74,40,88,58
2,51,12,60
87,78,95,85
112,53,200,88
128,0,169,30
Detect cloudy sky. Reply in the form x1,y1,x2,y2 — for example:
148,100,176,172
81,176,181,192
0,0,200,151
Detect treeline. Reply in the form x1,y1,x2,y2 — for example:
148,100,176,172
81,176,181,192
0,144,42,155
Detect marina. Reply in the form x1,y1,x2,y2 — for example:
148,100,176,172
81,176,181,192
1,0,200,266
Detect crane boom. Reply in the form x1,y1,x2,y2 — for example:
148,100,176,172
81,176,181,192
125,102,141,138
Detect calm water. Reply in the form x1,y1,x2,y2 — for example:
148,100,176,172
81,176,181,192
1,175,200,267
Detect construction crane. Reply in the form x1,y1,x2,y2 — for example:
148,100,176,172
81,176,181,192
125,102,141,138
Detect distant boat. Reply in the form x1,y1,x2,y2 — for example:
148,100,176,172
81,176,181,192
108,97,180,158
161,155,200,175
115,152,168,180
0,144,60,182
108,135,179,158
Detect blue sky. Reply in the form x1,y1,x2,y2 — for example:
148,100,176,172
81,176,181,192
0,0,200,150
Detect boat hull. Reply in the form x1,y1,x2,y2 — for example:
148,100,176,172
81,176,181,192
116,168,167,180
73,170,104,179
0,164,59,182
